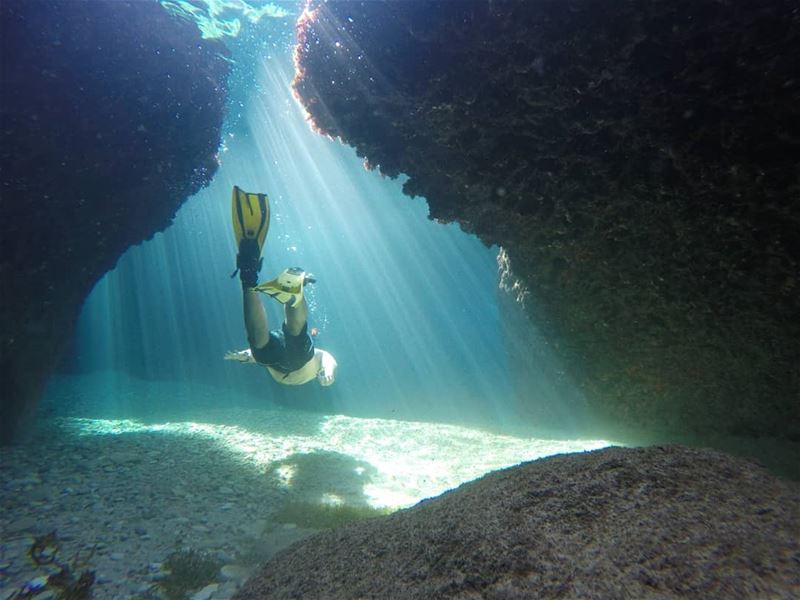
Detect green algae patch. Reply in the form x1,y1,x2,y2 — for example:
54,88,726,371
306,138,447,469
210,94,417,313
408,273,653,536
158,549,222,600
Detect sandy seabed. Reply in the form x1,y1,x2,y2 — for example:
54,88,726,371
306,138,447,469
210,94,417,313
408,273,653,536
0,373,610,599
0,419,317,599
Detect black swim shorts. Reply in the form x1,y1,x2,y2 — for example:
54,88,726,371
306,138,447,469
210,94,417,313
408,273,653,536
251,322,315,374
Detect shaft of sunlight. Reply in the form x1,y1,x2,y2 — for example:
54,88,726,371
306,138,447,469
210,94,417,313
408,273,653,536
66,11,602,462
71,44,522,430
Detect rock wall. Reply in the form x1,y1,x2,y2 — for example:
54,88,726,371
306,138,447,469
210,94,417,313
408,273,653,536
496,249,600,436
292,0,800,440
0,0,229,442
235,446,800,599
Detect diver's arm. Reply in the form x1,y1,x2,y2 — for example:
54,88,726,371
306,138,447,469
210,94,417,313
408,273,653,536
224,349,255,363
316,349,338,386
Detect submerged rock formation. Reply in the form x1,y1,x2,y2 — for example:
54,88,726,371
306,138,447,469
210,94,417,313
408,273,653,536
293,1,800,441
0,0,229,442
235,446,800,599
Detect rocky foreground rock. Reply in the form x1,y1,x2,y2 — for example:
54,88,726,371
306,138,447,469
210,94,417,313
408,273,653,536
235,446,799,599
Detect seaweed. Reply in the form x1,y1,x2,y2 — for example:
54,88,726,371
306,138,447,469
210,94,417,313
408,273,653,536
9,531,96,600
156,549,223,600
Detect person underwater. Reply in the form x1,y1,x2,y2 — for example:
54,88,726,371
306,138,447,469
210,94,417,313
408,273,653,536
224,185,337,386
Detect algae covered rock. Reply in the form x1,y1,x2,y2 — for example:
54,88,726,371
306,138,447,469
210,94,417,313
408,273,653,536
0,0,229,442
293,0,800,441
235,446,800,599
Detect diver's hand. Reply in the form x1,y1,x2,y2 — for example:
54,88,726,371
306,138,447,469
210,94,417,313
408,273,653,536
317,369,335,386
224,349,254,363
316,349,337,386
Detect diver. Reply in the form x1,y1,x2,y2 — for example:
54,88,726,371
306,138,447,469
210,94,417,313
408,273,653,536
224,185,337,386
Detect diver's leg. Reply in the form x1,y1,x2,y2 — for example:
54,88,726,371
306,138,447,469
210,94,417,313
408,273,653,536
238,234,269,349
284,296,308,336
244,288,270,349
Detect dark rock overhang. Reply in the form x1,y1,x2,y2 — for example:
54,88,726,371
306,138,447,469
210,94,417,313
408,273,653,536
0,0,230,442
292,0,800,441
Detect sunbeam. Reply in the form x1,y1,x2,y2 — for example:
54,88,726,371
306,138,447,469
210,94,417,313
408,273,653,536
69,37,537,431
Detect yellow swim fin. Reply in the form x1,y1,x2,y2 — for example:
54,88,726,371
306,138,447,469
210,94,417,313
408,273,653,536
231,185,270,253
253,267,316,308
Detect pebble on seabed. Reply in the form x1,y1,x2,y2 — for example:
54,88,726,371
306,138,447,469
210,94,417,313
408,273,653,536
0,417,305,600
191,583,219,600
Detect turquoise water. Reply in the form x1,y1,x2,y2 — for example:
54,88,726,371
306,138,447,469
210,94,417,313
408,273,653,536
62,6,581,433
2,4,616,597
5,2,797,599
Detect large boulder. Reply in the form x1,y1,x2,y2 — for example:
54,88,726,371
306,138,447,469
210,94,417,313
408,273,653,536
292,1,800,440
235,446,799,599
0,0,229,442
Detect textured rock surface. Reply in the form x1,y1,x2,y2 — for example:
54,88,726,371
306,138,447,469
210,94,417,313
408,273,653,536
0,0,229,442
293,1,800,440
235,446,799,599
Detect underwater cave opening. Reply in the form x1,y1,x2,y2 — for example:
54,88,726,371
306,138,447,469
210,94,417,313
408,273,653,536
46,0,614,523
